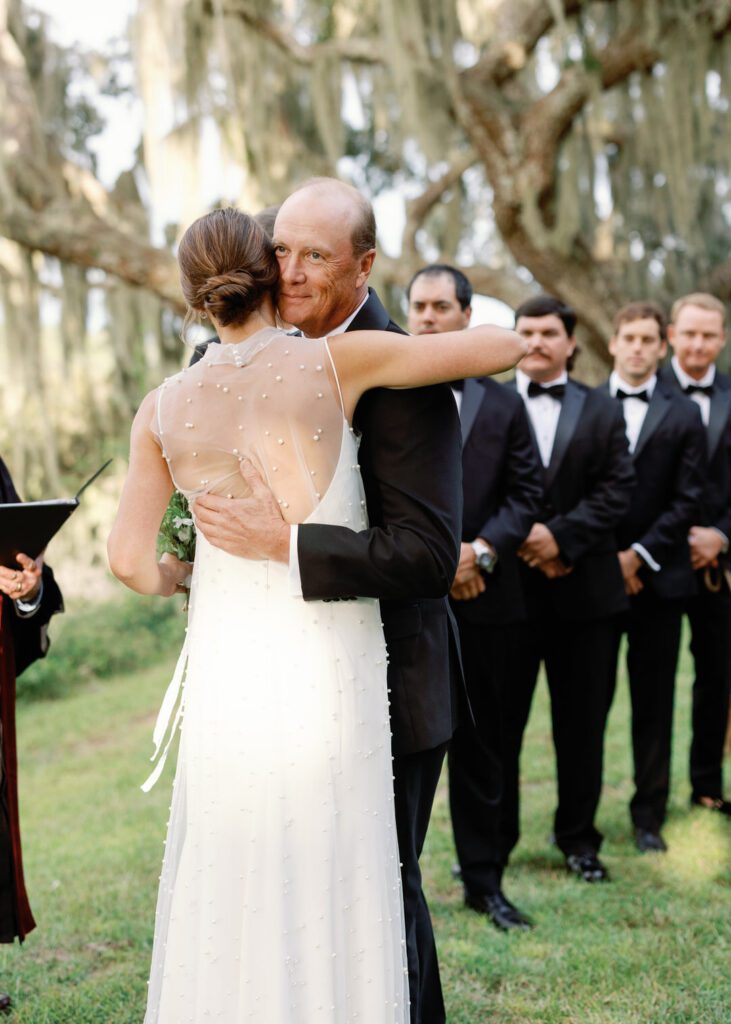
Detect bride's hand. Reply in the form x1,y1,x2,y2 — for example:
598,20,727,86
158,552,192,597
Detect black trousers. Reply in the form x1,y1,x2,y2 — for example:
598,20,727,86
501,616,617,859
393,740,448,1024
608,595,683,832
448,621,519,896
686,582,731,798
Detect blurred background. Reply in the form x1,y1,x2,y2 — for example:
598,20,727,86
1,0,731,597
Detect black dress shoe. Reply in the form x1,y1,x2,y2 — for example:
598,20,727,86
634,828,668,853
464,889,533,931
565,852,610,882
0,993,11,1012
691,795,731,817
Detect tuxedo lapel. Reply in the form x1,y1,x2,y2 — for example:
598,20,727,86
504,377,544,475
632,387,672,460
545,381,585,489
707,389,731,462
460,379,484,446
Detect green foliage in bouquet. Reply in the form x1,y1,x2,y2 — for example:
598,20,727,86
158,491,196,562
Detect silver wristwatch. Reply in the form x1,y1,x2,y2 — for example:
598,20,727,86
471,539,497,574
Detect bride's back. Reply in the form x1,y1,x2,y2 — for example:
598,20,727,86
153,328,346,524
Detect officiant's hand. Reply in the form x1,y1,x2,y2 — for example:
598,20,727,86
194,458,290,563
0,552,42,601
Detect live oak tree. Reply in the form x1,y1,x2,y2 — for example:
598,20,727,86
1,0,731,488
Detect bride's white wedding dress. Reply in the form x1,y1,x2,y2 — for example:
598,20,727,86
142,327,409,1023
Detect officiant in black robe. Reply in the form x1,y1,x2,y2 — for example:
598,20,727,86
0,455,63,946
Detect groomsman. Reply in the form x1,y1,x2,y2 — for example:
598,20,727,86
506,296,635,881
407,266,543,930
601,302,705,852
659,293,731,816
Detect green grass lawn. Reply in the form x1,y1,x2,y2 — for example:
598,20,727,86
1,623,730,1022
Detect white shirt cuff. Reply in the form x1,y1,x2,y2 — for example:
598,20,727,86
710,528,729,553
15,581,44,617
288,526,303,597
631,543,661,573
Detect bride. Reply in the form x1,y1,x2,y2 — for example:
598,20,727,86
108,206,525,1023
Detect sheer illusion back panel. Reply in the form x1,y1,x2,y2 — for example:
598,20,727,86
152,328,345,524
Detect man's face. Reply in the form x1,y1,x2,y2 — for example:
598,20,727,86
407,273,471,335
668,305,726,379
516,313,575,382
609,317,666,386
272,190,374,337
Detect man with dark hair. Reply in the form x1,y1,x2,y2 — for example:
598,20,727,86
503,295,635,882
601,302,705,851
192,180,463,1024
659,292,731,816
406,264,474,320
407,266,543,931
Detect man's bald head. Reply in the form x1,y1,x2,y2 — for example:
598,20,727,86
284,177,376,258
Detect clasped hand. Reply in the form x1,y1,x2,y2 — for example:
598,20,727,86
688,526,725,570
194,457,290,563
517,523,572,578
0,552,42,602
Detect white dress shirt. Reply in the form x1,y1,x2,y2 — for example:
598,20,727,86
609,371,660,572
516,368,567,468
671,355,715,427
288,294,371,595
609,370,655,454
14,583,44,618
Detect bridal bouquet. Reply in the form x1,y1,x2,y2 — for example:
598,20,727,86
158,491,197,563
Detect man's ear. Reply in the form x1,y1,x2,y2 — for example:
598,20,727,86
608,335,618,358
355,249,376,288
667,323,677,351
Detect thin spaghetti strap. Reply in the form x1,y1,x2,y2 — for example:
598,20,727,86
324,336,345,415
153,385,166,452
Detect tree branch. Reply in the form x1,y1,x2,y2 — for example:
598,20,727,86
210,0,383,66
402,149,479,260
2,198,184,310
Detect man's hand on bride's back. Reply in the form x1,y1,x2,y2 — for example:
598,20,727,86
194,458,290,563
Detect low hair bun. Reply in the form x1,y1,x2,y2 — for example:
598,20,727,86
178,208,279,329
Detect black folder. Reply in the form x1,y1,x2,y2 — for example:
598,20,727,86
0,460,112,568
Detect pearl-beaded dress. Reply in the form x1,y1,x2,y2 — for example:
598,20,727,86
143,327,409,1023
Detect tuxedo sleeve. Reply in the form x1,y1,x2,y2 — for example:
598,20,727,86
547,403,635,564
636,407,706,562
297,384,462,600
476,401,543,555
10,564,64,677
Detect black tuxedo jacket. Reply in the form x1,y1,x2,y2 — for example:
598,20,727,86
657,364,731,541
296,290,463,756
453,378,543,625
598,380,705,601
508,379,635,621
0,457,63,676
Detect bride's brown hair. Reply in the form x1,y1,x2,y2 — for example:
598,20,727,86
178,207,279,329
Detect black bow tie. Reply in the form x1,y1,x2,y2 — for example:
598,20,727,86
616,388,650,403
684,383,714,397
449,379,465,392
527,381,565,400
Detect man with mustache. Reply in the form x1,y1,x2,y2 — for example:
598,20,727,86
503,295,634,882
